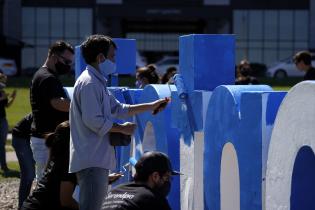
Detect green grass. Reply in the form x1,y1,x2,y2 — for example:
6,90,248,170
0,161,20,181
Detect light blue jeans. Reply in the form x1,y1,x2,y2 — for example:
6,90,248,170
0,117,8,170
30,136,49,181
76,167,109,210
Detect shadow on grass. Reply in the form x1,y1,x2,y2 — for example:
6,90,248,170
0,169,20,179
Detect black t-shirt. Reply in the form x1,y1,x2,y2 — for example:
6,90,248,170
21,156,76,210
30,67,68,136
12,113,33,139
102,183,171,210
303,67,315,80
0,90,8,118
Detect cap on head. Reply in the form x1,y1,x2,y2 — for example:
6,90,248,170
134,151,181,182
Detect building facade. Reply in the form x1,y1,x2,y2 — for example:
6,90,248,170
0,0,313,72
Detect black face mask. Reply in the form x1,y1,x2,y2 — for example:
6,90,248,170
155,180,171,197
55,61,71,75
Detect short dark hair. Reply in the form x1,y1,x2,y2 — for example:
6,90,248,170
293,51,312,65
134,151,174,182
136,64,160,84
48,40,74,57
45,121,70,159
81,34,117,65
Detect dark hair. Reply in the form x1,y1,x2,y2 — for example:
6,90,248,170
134,151,173,182
137,64,160,84
48,40,74,57
45,121,70,159
161,66,177,84
293,51,312,65
81,34,117,65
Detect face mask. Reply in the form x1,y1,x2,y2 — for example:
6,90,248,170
155,180,171,197
99,59,116,77
55,61,71,75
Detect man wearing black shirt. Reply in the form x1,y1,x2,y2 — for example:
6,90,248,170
103,151,181,210
30,41,74,181
293,51,315,80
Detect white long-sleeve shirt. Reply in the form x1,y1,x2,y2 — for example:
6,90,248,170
69,65,129,173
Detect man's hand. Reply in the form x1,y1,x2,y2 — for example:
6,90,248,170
152,97,170,115
120,122,136,135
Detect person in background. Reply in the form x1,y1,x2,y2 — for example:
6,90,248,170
70,34,169,210
21,121,78,210
135,64,160,88
235,59,259,85
161,66,177,84
293,51,315,80
0,72,16,174
103,151,181,210
12,113,35,209
30,40,73,181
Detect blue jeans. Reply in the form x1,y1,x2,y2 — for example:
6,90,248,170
76,167,109,210
0,117,8,170
12,135,35,208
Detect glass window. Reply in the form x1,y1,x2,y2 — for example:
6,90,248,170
22,7,35,37
263,49,277,65
264,10,277,41
279,11,293,41
65,8,78,38
236,48,247,64
233,10,248,41
51,8,63,38
249,10,263,40
248,48,262,63
79,9,93,38
36,47,48,66
294,10,309,41
22,48,35,69
36,8,49,38
279,50,293,60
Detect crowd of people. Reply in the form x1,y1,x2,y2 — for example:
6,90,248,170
1,33,314,210
4,35,175,210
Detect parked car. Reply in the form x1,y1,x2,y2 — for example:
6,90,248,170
155,56,179,76
0,58,17,76
266,54,315,79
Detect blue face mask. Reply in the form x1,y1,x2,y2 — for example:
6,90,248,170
99,59,116,78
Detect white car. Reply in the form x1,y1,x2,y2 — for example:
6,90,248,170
0,58,17,76
155,56,179,76
267,55,315,79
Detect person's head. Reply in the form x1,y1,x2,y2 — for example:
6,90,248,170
81,34,117,77
237,59,251,77
47,40,74,75
134,151,180,197
45,121,70,159
136,64,160,88
0,73,7,89
161,67,177,84
293,51,312,72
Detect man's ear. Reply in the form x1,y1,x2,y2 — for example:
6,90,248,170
151,172,160,183
96,53,105,64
